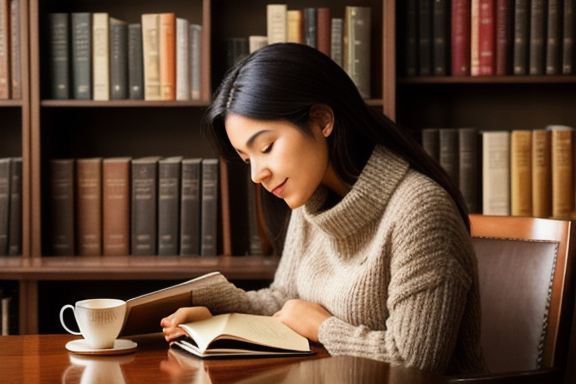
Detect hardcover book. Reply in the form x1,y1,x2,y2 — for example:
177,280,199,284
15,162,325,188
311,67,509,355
510,130,532,217
159,13,176,101
513,0,529,75
7,157,21,255
158,156,182,256
71,12,92,99
128,23,144,100
103,157,131,256
131,156,160,256
267,4,287,44
0,158,9,254
76,158,103,256
49,159,75,256
0,0,10,99
142,13,161,100
9,0,21,99
548,125,574,219
190,24,202,100
92,12,110,100
180,158,201,256
532,129,551,218
176,18,190,101
110,18,128,100
48,13,70,99
482,131,511,216
201,159,219,257
344,6,371,98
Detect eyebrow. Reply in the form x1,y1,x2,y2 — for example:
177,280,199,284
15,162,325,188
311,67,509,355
246,129,271,148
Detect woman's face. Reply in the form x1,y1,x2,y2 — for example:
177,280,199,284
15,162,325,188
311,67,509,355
225,113,332,209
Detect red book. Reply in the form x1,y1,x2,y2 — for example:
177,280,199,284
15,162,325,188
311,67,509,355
495,0,513,75
472,0,495,76
317,7,331,57
451,0,471,76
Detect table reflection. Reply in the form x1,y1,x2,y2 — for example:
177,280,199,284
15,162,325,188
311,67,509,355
62,353,134,384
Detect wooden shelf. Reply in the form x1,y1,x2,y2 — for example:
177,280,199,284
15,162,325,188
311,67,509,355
40,100,211,108
397,75,576,85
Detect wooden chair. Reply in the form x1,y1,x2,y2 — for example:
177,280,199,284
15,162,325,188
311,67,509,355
450,214,576,384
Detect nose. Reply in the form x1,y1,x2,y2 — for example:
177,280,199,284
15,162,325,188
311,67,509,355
250,160,271,184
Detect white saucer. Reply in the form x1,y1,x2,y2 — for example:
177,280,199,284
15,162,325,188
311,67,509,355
65,338,138,355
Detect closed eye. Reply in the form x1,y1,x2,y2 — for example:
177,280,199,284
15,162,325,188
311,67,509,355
262,143,274,153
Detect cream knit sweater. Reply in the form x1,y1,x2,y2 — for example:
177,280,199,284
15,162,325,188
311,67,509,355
192,146,487,375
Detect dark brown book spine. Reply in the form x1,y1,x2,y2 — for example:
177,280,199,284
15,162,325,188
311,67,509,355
418,0,433,76
76,158,102,256
131,157,159,256
201,159,219,256
546,0,562,74
495,0,513,75
317,7,331,57
180,158,201,256
8,157,21,255
158,157,181,256
439,128,459,185
0,158,10,254
9,0,21,100
432,0,449,75
103,158,131,256
459,128,479,213
529,0,546,75
49,159,75,256
451,0,471,76
513,0,530,75
563,0,575,74
0,0,10,99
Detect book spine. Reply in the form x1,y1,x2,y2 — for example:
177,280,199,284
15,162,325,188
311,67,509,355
159,13,176,101
0,159,9,254
201,159,219,256
190,24,202,100
418,0,433,76
330,18,343,67
247,176,262,255
563,0,575,74
142,14,161,101
248,35,268,53
180,159,201,256
529,0,546,75
287,10,303,44
128,24,144,100
158,158,181,256
549,127,574,219
482,131,511,215
267,4,287,44
92,13,109,100
49,159,75,256
76,158,103,256
472,0,495,76
344,6,371,99
405,0,419,76
317,7,331,57
439,128,459,184
546,0,561,75
48,13,70,99
458,128,479,214
421,128,440,161
510,130,532,216
432,0,449,75
71,13,92,100
103,158,130,256
304,7,318,49
110,19,128,100
176,18,190,101
451,0,471,76
131,158,159,256
0,0,10,99
531,129,551,218
495,0,513,75
9,0,20,99
7,157,21,255
513,0,529,75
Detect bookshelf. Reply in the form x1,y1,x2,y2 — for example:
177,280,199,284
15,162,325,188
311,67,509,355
0,0,395,334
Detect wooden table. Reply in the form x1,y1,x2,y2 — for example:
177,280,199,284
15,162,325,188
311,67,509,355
0,334,451,384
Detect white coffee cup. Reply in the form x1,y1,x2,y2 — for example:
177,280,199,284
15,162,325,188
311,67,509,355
60,298,126,349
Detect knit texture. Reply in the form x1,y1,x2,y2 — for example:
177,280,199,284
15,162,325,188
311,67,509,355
192,146,487,375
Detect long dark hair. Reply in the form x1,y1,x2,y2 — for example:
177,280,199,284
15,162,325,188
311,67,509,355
203,43,469,254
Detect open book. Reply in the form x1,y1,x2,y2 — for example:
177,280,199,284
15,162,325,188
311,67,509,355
120,272,226,336
171,313,313,358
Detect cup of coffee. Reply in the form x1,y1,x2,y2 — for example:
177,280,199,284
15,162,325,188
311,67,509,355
60,298,126,349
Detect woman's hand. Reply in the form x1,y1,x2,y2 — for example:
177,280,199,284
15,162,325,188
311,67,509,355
160,307,212,342
273,299,332,342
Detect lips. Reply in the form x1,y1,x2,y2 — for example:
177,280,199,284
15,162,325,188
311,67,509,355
271,179,288,198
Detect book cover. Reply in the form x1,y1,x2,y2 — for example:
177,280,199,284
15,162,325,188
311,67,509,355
92,12,109,100
7,157,21,255
76,158,102,256
201,158,219,257
510,130,532,217
103,157,131,256
495,0,513,75
317,7,331,57
176,18,190,101
531,129,551,218
472,0,495,76
120,272,226,336
9,0,21,99
173,313,312,358
545,0,561,75
49,159,75,256
110,18,128,100
331,18,343,67
0,0,10,99
158,156,182,256
405,0,418,76
0,158,9,254
458,128,479,214
224,37,248,70
439,128,459,184
421,128,440,161
528,0,545,75
548,126,574,219
190,24,202,100
513,0,529,75
248,35,268,53
304,7,318,49
482,131,510,215
432,0,449,75
142,13,161,101
180,158,201,256
344,6,371,99
287,9,303,44
563,0,575,74
48,13,70,99
159,13,176,101
131,156,160,256
266,4,287,44
128,23,144,100
71,12,92,100
418,0,433,76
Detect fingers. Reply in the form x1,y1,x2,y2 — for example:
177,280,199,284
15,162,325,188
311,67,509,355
160,307,213,341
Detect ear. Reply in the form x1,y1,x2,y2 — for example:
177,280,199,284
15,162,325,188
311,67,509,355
309,104,334,138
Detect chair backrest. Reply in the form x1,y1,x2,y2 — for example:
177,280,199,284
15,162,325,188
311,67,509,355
469,214,575,375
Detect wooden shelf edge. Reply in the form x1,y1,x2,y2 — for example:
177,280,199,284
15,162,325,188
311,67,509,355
398,75,576,85
40,100,212,107
0,100,24,107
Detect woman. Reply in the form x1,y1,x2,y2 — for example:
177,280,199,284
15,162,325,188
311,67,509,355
161,43,486,375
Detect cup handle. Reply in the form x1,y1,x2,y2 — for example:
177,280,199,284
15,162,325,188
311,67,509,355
59,305,82,335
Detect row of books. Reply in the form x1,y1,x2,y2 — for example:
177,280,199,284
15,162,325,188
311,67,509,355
0,157,22,256
421,125,576,220
0,0,21,100
402,0,575,77
49,157,219,258
48,12,202,101
240,4,371,98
